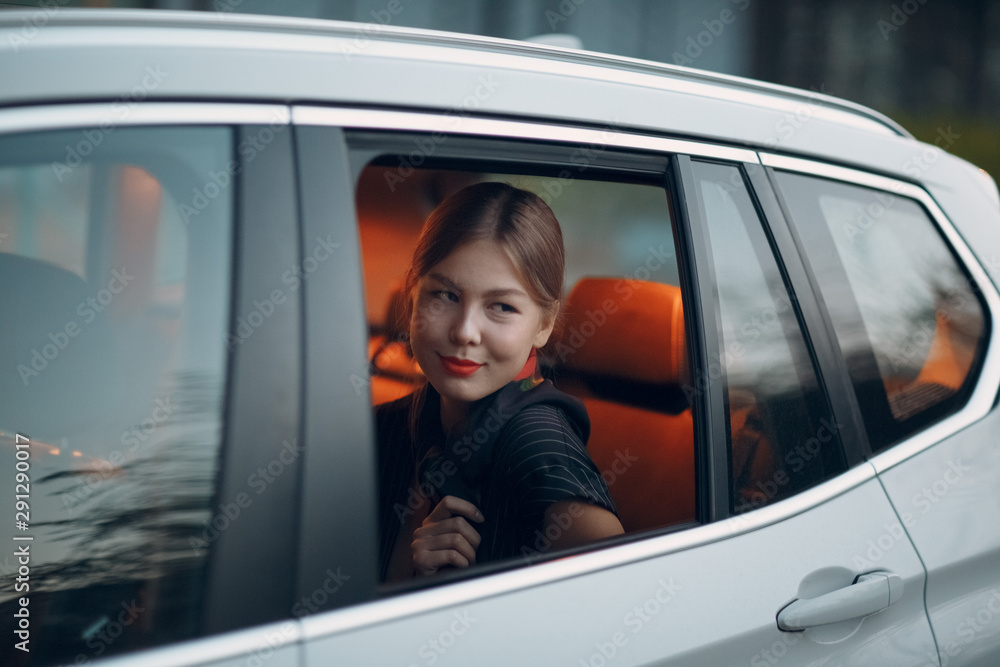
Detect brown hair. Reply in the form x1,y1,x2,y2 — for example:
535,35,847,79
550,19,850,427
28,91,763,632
401,181,565,351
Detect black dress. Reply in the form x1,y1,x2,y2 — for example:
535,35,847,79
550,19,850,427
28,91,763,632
376,378,618,581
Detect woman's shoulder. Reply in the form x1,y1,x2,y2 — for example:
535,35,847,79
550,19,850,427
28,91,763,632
498,381,589,444
498,403,587,460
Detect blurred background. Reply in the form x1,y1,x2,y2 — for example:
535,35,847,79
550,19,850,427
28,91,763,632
4,0,998,177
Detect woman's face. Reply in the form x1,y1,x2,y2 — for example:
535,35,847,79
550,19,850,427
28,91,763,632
410,239,555,415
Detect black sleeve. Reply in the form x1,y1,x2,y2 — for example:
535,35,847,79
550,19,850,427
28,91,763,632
494,405,618,528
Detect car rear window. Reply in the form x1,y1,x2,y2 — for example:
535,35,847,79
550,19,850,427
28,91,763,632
773,170,989,452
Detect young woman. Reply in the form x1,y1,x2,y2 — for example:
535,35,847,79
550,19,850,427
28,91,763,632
377,181,623,582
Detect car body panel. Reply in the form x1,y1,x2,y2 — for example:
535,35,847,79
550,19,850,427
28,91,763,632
876,410,1000,666
299,474,934,666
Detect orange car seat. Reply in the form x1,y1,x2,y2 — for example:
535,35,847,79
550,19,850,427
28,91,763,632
553,278,695,533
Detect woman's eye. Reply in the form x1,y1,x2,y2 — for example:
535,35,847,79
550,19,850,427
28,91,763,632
433,290,458,303
492,302,518,314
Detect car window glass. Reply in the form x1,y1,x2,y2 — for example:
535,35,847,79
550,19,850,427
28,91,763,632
774,171,988,452
0,126,232,666
354,159,693,588
692,160,847,513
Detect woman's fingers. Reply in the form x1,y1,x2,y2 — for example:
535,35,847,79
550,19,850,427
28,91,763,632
425,495,485,524
415,515,483,550
412,545,471,575
412,496,485,576
413,529,479,564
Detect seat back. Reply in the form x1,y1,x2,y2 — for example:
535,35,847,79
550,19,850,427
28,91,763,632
0,253,119,438
554,278,695,532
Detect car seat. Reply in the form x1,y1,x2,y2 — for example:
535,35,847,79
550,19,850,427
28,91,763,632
552,277,695,532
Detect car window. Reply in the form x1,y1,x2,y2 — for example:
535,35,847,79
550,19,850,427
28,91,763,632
354,154,693,586
0,126,232,666
690,160,848,513
773,171,989,452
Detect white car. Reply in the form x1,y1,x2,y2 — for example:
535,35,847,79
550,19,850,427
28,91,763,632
1,8,999,667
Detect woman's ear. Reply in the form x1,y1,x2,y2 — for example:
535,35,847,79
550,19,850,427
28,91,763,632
533,300,559,348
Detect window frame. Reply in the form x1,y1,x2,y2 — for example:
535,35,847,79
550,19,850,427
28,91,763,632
759,152,1000,475
290,107,882,642
674,156,865,517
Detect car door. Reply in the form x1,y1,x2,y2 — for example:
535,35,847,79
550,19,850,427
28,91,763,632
292,109,939,665
0,103,306,667
766,155,1000,666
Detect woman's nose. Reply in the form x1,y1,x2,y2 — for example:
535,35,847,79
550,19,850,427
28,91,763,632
450,306,481,346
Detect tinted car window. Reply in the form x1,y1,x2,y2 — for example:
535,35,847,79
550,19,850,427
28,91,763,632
691,161,847,513
0,126,232,666
773,171,988,452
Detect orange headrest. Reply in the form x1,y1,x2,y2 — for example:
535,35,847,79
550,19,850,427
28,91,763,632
557,277,686,385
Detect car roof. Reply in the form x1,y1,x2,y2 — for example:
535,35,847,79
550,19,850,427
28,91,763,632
0,8,982,191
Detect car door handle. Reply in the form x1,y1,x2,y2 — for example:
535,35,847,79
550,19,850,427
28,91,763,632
777,572,904,631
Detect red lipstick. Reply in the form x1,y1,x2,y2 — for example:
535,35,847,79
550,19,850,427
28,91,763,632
439,355,484,377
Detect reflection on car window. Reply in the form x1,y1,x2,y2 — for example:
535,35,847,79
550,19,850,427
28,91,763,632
692,161,847,513
0,127,232,666
775,171,988,452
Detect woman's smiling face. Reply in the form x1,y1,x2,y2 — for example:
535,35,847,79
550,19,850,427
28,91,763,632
410,239,556,419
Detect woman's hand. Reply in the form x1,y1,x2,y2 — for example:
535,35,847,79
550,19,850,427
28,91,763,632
412,495,485,576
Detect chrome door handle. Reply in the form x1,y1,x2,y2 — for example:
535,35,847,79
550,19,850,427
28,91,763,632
777,572,904,632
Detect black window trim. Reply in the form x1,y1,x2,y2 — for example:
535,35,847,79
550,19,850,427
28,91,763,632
745,164,871,467
202,123,304,634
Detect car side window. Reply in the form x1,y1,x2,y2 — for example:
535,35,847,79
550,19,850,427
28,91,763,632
0,126,232,666
691,161,848,513
773,171,989,452
354,150,693,586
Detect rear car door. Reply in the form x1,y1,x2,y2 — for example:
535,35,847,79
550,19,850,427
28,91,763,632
767,155,1000,666
292,109,940,665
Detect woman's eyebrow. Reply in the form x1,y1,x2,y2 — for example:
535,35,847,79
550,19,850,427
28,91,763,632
484,287,529,299
428,273,460,291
